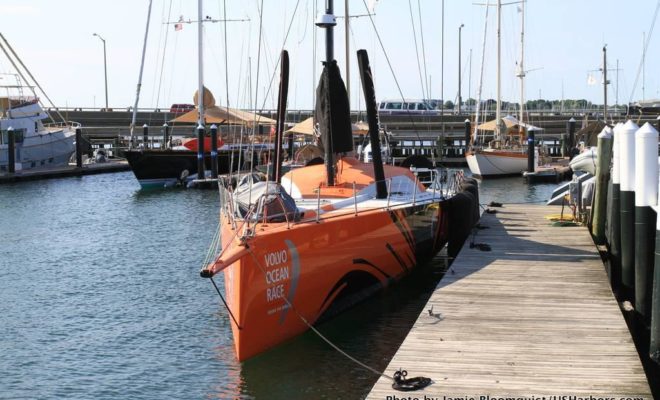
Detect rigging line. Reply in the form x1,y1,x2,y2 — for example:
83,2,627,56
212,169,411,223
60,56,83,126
0,34,63,124
417,0,430,100
360,0,423,144
155,0,174,111
257,0,301,116
209,276,243,329
297,0,310,45
248,0,266,210
149,0,168,112
245,248,395,382
474,1,491,145
408,0,427,101
628,0,660,103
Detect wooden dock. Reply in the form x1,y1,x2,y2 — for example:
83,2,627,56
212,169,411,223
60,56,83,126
367,204,652,398
0,160,129,184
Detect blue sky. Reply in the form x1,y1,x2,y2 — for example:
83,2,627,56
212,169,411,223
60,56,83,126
0,0,657,110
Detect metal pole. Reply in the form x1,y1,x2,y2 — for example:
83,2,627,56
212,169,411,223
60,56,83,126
93,33,109,110
197,0,205,126
603,45,608,122
458,23,464,115
344,0,349,107
441,0,444,125
129,0,154,147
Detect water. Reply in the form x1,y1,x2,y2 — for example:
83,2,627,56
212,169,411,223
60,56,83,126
0,171,558,399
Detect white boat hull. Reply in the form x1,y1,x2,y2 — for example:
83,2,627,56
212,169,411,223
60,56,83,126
466,149,530,177
568,147,597,175
1,128,75,171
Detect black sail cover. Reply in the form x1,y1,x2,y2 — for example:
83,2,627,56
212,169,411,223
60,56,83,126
314,60,353,154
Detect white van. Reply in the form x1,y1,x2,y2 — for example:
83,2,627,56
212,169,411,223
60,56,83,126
378,99,439,115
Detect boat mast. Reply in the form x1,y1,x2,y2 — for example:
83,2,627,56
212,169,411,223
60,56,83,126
130,0,154,147
495,0,502,140
344,0,349,106
517,0,525,124
197,0,205,127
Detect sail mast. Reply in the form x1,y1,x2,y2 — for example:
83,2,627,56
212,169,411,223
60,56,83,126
197,0,205,126
518,0,525,124
130,0,154,147
495,0,502,140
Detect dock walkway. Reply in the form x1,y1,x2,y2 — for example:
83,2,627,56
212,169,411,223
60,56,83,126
0,160,129,184
367,204,651,398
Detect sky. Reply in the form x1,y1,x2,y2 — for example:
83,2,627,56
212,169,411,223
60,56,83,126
0,0,658,111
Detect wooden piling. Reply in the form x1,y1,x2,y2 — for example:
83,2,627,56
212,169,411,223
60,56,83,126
591,126,613,244
75,128,83,168
7,126,15,173
210,124,218,179
196,124,205,179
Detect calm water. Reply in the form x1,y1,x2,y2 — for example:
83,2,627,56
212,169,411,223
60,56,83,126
0,171,557,399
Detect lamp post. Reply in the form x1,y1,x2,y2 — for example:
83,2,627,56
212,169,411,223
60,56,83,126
457,23,464,115
93,33,109,111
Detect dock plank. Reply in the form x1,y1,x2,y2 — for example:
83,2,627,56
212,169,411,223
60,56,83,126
367,204,652,399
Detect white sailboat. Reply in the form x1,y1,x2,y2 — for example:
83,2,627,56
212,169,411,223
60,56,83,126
466,0,540,177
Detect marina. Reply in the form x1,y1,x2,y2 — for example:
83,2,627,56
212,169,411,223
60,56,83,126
3,0,660,398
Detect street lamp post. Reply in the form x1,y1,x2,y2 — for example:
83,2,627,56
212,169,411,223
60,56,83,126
93,33,109,111
457,23,464,115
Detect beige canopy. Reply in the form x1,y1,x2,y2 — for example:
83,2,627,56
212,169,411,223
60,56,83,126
477,115,542,132
285,116,369,135
172,105,277,126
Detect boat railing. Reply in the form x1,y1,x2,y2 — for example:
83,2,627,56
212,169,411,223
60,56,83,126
44,121,82,129
224,167,466,230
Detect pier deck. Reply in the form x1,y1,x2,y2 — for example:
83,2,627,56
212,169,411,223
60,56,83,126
0,160,129,183
367,204,651,399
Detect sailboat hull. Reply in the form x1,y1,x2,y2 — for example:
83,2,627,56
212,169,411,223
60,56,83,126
466,149,529,177
218,201,448,361
124,149,249,188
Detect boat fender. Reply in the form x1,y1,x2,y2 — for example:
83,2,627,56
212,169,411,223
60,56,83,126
391,369,432,392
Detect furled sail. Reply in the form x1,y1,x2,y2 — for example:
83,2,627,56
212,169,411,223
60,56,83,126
314,60,353,155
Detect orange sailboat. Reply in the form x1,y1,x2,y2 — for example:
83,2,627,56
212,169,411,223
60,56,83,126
201,3,474,361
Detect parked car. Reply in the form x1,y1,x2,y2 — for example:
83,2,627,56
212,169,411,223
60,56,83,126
169,103,195,114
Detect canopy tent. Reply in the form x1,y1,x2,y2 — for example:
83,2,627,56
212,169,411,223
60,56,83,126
476,115,543,132
285,116,369,136
172,105,277,126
